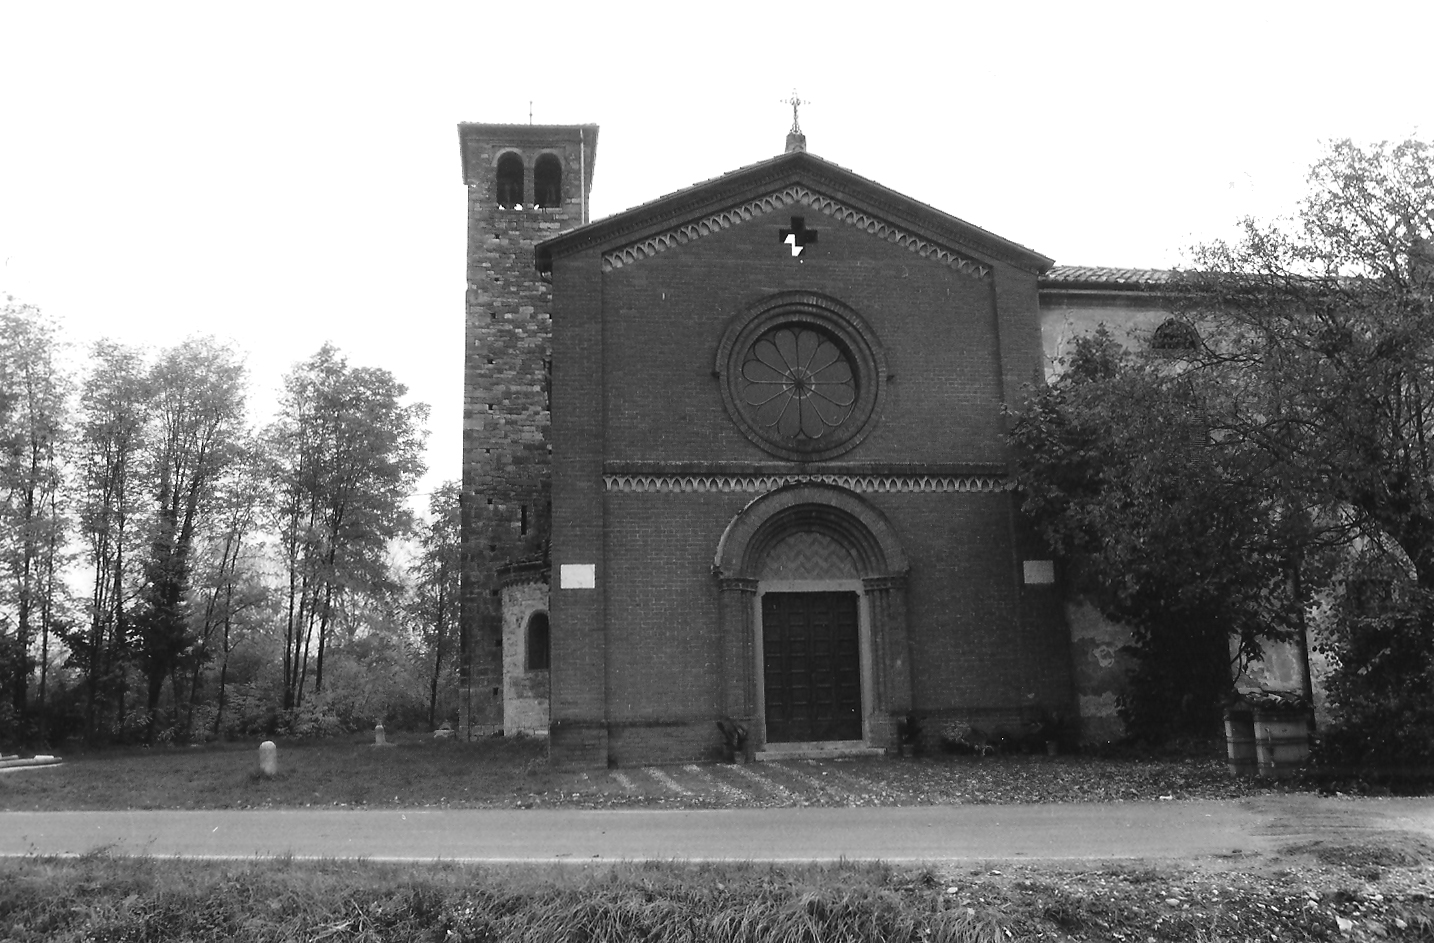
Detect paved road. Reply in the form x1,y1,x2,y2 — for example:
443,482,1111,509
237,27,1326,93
3,796,1432,863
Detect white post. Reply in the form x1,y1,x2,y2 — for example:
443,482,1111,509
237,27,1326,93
258,740,278,777
374,723,386,746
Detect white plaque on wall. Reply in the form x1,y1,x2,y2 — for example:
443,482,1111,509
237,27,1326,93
1022,560,1056,585
560,563,596,589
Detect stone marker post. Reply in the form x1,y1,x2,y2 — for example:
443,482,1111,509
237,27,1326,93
374,724,386,746
258,740,278,777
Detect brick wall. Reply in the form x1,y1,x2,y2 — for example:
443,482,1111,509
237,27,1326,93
549,194,1072,765
594,488,1074,763
602,219,1006,464
458,124,596,737
549,246,609,767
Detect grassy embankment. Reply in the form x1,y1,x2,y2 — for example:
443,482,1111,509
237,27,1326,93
3,849,1433,942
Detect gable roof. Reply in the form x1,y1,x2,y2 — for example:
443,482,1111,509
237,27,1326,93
535,150,1055,277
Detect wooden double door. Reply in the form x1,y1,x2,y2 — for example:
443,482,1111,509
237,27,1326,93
762,592,862,743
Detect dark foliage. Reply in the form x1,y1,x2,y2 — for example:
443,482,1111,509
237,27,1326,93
1174,138,1434,769
1318,589,1434,774
1010,330,1305,742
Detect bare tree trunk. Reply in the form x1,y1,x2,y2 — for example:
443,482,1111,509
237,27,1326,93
12,478,37,718
296,603,316,710
429,582,446,729
37,492,58,744
108,512,128,737
213,609,232,738
85,528,110,739
212,530,241,737
170,666,183,734
314,581,334,694
184,657,203,737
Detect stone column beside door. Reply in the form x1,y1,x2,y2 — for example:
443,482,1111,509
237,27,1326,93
864,573,912,749
717,576,759,753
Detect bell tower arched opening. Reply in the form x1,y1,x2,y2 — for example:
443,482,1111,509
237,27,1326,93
495,152,524,207
534,153,562,208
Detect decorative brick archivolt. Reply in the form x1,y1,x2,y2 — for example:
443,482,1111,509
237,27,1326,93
600,186,991,280
713,484,909,581
712,484,913,747
605,473,1010,494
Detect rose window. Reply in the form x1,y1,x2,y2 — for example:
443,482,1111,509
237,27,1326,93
717,293,886,462
739,327,856,441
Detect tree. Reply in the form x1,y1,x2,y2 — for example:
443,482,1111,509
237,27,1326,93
269,345,427,712
0,299,71,730
186,433,269,739
1183,139,1434,580
407,481,461,728
1015,137,1434,753
133,337,247,736
1174,137,1434,766
1011,329,1324,740
70,340,151,738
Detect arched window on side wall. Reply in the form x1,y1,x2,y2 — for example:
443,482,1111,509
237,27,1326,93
1151,317,1200,353
496,153,524,207
534,154,562,209
526,612,550,670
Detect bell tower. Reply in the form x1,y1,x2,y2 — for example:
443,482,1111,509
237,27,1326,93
457,122,598,736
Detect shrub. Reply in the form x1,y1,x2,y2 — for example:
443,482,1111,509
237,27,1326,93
1318,589,1434,775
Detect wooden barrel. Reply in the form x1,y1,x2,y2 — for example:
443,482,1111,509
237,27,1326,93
1223,710,1257,777
1254,710,1310,778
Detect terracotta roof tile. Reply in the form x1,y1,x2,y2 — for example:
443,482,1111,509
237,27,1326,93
1040,266,1177,288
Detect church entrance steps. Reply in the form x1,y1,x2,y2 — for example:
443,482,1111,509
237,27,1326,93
612,758,902,807
724,761,802,804
588,754,1277,810
641,766,692,797
680,764,750,803
757,742,886,761
761,761,869,804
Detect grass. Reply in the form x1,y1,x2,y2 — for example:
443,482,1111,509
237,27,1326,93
0,856,1003,943
3,852,1431,942
0,734,1289,811
0,733,561,811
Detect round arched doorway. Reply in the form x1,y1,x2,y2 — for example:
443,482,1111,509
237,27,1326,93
713,485,911,756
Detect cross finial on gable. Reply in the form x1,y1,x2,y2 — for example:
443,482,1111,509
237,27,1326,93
781,90,806,135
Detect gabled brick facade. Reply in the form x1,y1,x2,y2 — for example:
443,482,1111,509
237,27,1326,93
456,121,1183,765
530,147,1074,768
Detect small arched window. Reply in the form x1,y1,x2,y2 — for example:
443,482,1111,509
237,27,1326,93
534,154,562,209
526,612,550,671
1151,318,1200,352
496,153,524,207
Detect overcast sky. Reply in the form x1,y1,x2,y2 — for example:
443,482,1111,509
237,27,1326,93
2,1,1429,505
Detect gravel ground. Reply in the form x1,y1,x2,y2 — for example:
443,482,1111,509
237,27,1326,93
524,753,1293,810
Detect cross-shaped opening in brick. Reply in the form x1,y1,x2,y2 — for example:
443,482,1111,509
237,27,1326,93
780,216,818,257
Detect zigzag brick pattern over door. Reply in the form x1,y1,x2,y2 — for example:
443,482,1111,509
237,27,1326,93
763,592,862,742
761,531,858,580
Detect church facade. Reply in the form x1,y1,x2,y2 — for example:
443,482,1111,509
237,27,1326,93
458,121,1170,767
